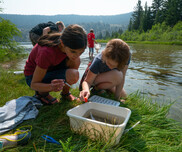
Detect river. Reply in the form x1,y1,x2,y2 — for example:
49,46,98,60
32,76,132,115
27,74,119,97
18,42,182,123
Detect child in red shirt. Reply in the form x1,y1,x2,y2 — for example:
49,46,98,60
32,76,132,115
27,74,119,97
87,29,97,60
24,24,87,104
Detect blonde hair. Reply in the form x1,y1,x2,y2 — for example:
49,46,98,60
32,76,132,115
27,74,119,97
102,39,130,70
56,21,65,29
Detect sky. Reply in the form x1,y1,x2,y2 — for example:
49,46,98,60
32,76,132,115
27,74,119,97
1,0,153,16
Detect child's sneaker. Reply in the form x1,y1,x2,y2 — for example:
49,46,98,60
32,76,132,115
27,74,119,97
0,130,31,149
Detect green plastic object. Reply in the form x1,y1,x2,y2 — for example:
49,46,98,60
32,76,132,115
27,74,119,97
0,141,3,149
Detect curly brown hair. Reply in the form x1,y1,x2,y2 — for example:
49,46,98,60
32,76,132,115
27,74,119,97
102,39,130,70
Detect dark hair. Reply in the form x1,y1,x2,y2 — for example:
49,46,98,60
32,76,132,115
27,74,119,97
90,29,94,33
38,24,87,49
102,39,130,70
61,24,87,49
38,33,61,47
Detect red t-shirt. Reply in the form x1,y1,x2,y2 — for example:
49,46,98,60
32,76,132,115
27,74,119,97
87,32,95,48
24,44,67,76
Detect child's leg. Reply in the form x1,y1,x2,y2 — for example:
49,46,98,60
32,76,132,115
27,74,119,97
93,70,127,98
64,57,80,86
31,67,68,104
107,87,127,98
94,70,123,90
61,58,80,100
61,69,79,101
25,75,55,101
89,48,91,59
120,88,127,98
91,48,94,59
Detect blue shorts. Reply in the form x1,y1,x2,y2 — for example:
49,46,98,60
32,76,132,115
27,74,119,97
25,58,68,87
89,47,94,54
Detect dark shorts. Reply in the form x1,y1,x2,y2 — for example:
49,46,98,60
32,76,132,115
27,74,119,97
25,58,68,87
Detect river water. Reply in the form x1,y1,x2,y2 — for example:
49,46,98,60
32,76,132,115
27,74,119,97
18,42,182,123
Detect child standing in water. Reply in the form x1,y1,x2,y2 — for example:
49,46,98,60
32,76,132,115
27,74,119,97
24,24,87,104
79,39,130,102
87,29,97,60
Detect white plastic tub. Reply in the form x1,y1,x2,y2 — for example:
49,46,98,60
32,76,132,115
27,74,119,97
67,102,131,145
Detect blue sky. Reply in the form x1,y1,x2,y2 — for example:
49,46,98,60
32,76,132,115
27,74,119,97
1,0,153,15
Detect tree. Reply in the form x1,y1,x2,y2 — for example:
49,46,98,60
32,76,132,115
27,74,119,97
151,0,165,24
111,31,119,38
0,17,22,48
131,0,143,31
142,2,149,32
118,28,123,35
142,2,153,31
0,1,24,61
164,0,182,27
105,30,110,39
97,31,103,39
128,19,132,31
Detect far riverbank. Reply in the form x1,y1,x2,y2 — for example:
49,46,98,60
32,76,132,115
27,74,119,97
97,40,182,46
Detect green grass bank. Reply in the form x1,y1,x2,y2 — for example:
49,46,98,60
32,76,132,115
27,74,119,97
0,67,181,152
97,40,182,46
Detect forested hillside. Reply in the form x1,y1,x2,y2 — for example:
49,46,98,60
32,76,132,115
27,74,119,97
0,13,132,42
128,0,182,32
119,0,182,43
0,13,132,28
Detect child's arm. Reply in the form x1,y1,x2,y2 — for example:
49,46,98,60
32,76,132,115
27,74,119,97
115,83,123,100
115,65,129,100
31,66,64,92
43,27,51,35
79,70,97,101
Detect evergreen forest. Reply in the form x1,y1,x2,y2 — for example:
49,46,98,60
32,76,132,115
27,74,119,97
119,0,182,43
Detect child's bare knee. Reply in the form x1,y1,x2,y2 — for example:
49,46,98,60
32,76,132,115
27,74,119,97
66,69,79,84
72,71,79,83
113,70,123,83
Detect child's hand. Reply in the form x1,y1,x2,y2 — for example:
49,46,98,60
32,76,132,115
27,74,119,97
120,99,125,103
79,90,90,102
51,79,65,92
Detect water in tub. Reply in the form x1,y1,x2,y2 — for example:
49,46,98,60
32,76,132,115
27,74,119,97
83,109,125,125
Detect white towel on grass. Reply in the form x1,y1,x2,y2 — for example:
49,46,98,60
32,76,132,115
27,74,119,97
0,96,42,134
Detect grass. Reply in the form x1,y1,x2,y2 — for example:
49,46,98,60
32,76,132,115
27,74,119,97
96,39,182,45
125,41,182,45
0,67,182,152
